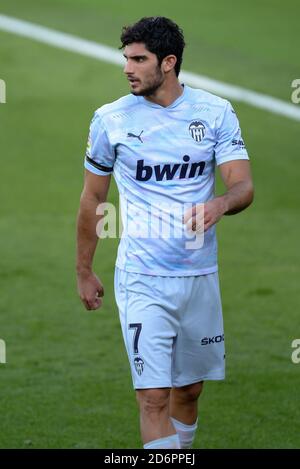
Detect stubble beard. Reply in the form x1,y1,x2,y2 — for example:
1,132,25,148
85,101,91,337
131,67,164,97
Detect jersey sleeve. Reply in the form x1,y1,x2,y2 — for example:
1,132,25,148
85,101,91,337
84,111,115,175
214,101,249,166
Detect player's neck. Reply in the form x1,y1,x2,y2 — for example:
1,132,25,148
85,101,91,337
144,79,183,108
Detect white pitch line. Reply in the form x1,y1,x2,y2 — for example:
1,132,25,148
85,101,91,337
1,13,300,122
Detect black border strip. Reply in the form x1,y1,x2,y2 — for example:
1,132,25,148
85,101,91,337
85,156,113,173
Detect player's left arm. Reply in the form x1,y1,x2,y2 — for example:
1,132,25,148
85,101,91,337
204,159,254,229
184,159,254,232
218,159,254,215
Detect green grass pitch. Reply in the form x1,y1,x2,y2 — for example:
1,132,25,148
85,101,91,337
0,0,300,448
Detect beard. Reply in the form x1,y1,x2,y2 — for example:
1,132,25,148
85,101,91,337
131,67,164,97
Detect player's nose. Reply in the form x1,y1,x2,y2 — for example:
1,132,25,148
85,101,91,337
124,60,134,75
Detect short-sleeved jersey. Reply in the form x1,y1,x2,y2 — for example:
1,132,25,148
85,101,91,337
85,85,249,276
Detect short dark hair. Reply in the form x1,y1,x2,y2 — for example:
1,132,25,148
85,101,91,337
120,16,185,77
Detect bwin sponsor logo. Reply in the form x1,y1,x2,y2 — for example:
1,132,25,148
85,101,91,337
201,334,224,346
136,155,206,182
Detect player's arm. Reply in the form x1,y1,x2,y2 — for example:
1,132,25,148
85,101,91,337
76,170,111,310
202,159,254,230
184,160,254,232
217,159,254,215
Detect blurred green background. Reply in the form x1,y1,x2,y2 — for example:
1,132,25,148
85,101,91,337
0,0,299,448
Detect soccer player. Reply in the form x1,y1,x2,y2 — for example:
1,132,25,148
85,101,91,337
76,17,254,449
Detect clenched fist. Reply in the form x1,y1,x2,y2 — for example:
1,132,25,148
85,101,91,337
77,270,104,311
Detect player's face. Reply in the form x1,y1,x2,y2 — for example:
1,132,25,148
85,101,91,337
123,43,164,96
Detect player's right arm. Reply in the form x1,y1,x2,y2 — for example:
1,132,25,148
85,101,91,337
76,170,111,310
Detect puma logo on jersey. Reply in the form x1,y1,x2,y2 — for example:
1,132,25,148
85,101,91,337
127,130,144,143
136,155,205,181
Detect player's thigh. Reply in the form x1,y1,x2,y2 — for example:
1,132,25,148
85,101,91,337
114,267,178,389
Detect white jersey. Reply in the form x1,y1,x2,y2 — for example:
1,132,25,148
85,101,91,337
85,85,249,276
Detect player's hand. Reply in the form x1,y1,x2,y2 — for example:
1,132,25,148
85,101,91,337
77,270,104,311
183,197,227,233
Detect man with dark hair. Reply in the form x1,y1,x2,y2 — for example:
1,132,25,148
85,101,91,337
77,16,253,449
120,16,185,78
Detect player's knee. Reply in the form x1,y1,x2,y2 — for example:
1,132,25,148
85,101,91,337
173,381,204,403
136,388,170,415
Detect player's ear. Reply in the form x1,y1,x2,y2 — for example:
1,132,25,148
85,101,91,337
162,55,177,73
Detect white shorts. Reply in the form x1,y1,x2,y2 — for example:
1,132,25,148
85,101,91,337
114,267,225,389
